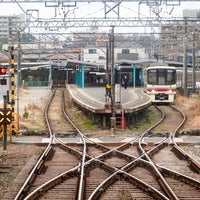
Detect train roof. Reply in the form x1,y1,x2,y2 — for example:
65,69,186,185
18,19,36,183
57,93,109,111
116,59,192,68
147,63,176,70
149,62,169,67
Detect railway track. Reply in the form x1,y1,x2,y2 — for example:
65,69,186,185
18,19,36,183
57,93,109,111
6,89,200,200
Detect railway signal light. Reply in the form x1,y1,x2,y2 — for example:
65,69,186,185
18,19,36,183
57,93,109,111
0,108,12,125
0,67,7,75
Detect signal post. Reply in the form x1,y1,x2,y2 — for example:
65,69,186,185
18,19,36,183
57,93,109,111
10,46,15,140
0,46,16,152
0,95,12,153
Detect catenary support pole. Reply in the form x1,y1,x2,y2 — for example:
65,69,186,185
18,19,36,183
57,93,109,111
10,46,15,140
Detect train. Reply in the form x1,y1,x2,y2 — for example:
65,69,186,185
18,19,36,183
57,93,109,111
144,63,177,103
176,67,200,89
144,62,200,103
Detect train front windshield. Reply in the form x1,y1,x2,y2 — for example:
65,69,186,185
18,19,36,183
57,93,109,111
147,68,176,85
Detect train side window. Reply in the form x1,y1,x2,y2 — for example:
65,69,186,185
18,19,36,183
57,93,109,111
166,70,176,84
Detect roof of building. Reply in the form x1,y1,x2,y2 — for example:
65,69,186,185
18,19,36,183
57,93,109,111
0,51,9,62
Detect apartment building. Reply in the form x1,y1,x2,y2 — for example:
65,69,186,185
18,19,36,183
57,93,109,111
83,44,148,67
0,14,25,38
160,9,200,64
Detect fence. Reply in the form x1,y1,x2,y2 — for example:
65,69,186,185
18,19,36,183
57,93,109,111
23,80,49,87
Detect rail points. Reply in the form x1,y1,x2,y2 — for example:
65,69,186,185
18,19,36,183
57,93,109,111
67,84,151,128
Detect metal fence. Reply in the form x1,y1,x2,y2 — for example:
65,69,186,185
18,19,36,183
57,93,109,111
23,80,49,87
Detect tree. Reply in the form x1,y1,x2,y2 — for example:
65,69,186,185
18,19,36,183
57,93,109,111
21,33,36,43
0,37,8,50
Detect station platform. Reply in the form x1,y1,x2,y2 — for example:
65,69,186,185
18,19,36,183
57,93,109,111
66,85,151,114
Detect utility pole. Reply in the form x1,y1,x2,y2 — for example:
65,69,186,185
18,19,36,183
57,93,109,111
105,41,111,106
110,26,116,135
17,31,21,135
8,17,12,88
192,31,196,94
183,17,188,96
7,17,15,139
3,95,7,154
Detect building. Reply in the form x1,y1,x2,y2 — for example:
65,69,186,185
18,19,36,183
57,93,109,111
0,14,25,38
160,9,200,65
83,44,148,68
183,9,200,18
0,51,9,62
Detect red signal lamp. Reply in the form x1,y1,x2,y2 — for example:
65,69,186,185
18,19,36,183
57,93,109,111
0,67,7,75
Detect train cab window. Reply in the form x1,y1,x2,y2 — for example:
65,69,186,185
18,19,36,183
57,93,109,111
147,68,176,85
158,76,165,85
147,69,157,84
157,69,165,85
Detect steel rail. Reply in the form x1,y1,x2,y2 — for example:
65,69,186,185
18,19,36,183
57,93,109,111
61,89,87,200
13,91,173,200
22,133,176,200
23,136,200,200
138,105,180,200
170,105,200,172
14,90,56,200
15,91,199,200
88,169,170,200
18,88,96,200
137,105,200,199
23,165,80,200
20,129,172,199
170,104,187,144
87,105,172,199
158,165,200,189
17,88,87,199
87,137,171,200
